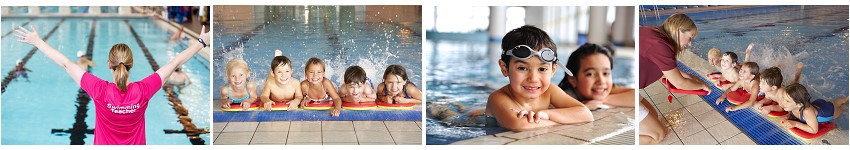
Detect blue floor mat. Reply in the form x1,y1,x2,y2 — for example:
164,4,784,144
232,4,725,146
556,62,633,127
213,110,422,122
675,61,803,145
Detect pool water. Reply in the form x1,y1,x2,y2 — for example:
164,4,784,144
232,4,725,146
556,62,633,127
424,40,635,145
1,18,211,145
212,6,422,102
640,5,849,131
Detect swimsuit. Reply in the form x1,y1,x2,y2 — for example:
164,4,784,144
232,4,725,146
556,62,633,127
227,84,250,104
796,99,835,123
305,82,332,102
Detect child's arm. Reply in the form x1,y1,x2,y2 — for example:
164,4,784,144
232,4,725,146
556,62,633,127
291,81,303,110
545,84,594,124
299,81,310,108
323,79,342,116
783,108,820,134
245,81,258,110
600,86,635,107
396,84,423,104
792,62,804,84
376,83,389,103
360,86,377,102
14,26,84,84
716,81,742,105
488,88,560,131
220,86,232,109
339,84,355,103
726,80,760,112
155,26,209,83
662,68,712,92
260,81,276,111
744,43,754,62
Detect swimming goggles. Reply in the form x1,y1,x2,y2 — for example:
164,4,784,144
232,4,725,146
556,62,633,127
502,45,573,76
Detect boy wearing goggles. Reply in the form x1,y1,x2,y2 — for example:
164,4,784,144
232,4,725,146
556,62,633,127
486,25,593,131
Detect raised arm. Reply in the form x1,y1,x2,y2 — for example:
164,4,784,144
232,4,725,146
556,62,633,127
791,62,804,84
15,26,85,85
156,26,210,83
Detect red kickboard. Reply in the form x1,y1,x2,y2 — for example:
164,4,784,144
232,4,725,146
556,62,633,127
727,89,765,105
222,103,260,111
662,78,710,96
376,101,415,109
763,101,789,117
342,101,377,110
303,100,334,110
716,80,732,87
789,122,837,140
267,101,294,111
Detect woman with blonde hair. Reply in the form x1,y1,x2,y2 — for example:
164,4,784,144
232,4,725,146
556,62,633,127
14,25,210,145
638,14,712,144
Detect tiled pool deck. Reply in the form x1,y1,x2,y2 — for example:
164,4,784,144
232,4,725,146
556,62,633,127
450,107,635,145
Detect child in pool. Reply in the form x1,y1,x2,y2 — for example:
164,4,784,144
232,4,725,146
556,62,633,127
707,44,753,88
706,48,722,72
76,50,96,70
754,63,804,113
260,50,303,111
559,43,634,110
339,66,377,103
300,57,342,116
487,25,593,131
220,59,259,110
377,64,422,104
166,66,192,93
13,59,32,82
716,62,761,112
777,83,848,134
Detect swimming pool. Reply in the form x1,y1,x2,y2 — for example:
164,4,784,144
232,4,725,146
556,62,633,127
212,6,422,107
424,40,635,145
640,5,849,131
1,17,211,145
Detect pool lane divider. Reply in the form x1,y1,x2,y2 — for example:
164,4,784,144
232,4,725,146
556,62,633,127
51,18,98,145
214,22,270,58
1,18,66,93
1,18,34,39
671,61,803,145
124,20,208,145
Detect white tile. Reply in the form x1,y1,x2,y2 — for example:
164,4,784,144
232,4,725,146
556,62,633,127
706,121,739,142
287,131,322,143
385,121,421,131
250,132,287,144
257,121,290,132
214,132,253,145
322,121,354,131
353,121,388,131
680,130,718,145
289,121,322,132
221,122,258,132
323,131,357,143
355,130,394,143
390,131,422,144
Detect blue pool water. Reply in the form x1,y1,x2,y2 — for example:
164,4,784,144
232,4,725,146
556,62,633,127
640,5,849,131
424,40,635,145
1,18,211,145
212,6,422,103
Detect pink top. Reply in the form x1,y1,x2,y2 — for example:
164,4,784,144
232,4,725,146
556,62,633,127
80,72,162,145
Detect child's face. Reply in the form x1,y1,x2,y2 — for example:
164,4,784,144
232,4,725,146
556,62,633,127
273,64,293,85
738,67,754,81
776,89,801,111
384,74,406,96
229,67,248,88
347,82,368,98
708,55,720,66
572,54,612,100
503,55,556,99
758,79,777,93
305,64,324,85
720,55,735,69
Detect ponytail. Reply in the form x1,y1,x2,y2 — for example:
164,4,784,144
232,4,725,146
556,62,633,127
113,63,130,91
108,43,134,91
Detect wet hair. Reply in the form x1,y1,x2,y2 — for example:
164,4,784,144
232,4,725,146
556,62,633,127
740,62,759,76
657,13,698,54
760,67,783,87
708,48,721,58
500,25,557,68
383,65,409,82
270,55,292,72
559,43,614,92
784,83,816,113
344,66,367,84
225,59,250,80
305,57,326,71
108,43,134,91
723,52,739,64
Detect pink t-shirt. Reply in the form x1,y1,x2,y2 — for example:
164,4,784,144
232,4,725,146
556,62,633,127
80,72,162,145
